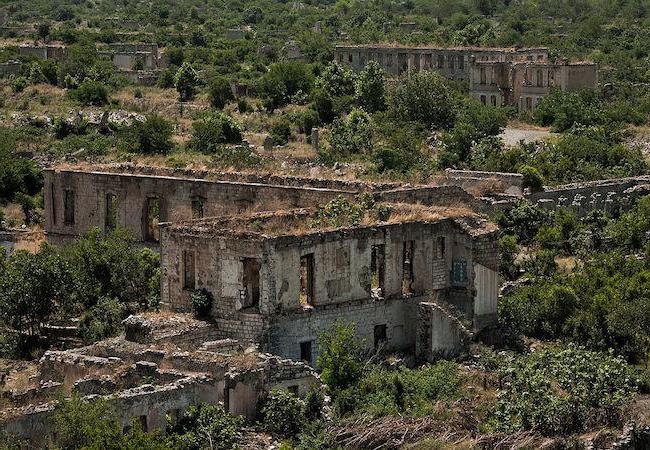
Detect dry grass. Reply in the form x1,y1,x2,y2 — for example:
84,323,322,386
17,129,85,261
464,178,508,196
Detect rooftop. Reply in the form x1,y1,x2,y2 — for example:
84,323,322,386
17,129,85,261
335,43,548,52
163,203,497,239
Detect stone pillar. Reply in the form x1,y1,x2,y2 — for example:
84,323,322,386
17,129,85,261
311,128,319,153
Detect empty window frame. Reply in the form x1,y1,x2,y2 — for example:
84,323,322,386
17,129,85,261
536,69,543,87
242,258,261,309
348,53,353,63
374,324,387,349
458,55,464,70
191,196,204,219
63,189,75,225
144,197,161,242
370,244,385,296
183,250,196,290
402,241,415,295
300,254,314,306
490,95,497,107
480,95,487,105
138,415,148,433
448,54,454,69
437,54,444,68
436,236,446,259
480,67,486,84
451,259,468,286
525,97,533,111
300,340,313,364
105,193,118,231
50,183,56,225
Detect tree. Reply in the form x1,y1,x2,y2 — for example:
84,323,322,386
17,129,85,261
37,22,51,40
269,118,292,145
166,403,243,450
315,61,355,99
174,62,200,102
317,320,363,392
327,108,372,157
389,71,456,129
189,111,243,152
257,61,314,111
129,114,174,155
355,61,386,112
208,77,234,109
259,390,305,437
0,246,73,356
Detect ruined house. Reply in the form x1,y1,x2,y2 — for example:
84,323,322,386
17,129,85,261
468,59,598,111
334,44,548,80
0,313,319,444
159,204,499,363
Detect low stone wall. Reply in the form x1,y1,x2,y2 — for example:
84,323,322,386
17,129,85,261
525,176,650,215
441,169,524,196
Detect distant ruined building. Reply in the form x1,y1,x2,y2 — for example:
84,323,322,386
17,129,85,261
334,44,598,112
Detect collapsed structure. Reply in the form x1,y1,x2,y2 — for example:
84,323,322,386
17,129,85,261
0,314,319,444
334,44,598,111
0,164,501,442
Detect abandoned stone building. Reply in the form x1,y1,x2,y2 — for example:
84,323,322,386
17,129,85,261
160,205,499,363
18,43,67,61
334,44,548,80
0,313,319,444
97,42,165,71
42,164,482,247
468,59,598,111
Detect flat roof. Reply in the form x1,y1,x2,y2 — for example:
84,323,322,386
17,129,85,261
335,43,548,52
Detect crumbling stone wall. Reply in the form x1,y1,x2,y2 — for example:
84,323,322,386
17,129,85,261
44,168,356,245
525,176,650,216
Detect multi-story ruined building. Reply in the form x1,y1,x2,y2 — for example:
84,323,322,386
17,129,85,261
334,43,598,110
160,205,499,363
43,164,498,361
97,42,165,70
334,44,548,80
468,59,598,111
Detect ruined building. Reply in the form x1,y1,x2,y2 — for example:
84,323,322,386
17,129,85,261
334,44,548,80
468,59,598,111
1,164,501,442
334,44,598,111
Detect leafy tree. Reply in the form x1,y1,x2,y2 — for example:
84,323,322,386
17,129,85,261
355,61,386,112
0,246,73,356
68,79,109,106
174,62,200,102
258,61,314,111
327,108,372,157
315,61,355,99
208,77,234,109
0,147,43,203
269,118,292,145
78,297,124,343
37,22,51,40
28,62,47,84
166,403,243,450
520,165,545,192
317,320,363,392
259,390,305,437
128,114,174,155
189,111,243,152
58,43,98,85
389,71,456,129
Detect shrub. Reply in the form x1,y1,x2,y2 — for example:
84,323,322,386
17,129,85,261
208,77,234,109
269,119,291,145
490,345,638,435
11,76,27,93
166,403,243,450
28,62,47,84
303,388,325,420
189,111,243,152
191,288,213,318
129,114,174,155
355,60,386,112
389,71,456,129
174,62,200,101
78,297,123,343
257,61,314,110
259,389,305,437
294,108,319,135
157,67,176,88
134,88,143,99
237,98,250,113
327,108,372,157
317,320,362,392
520,165,545,192
69,79,109,106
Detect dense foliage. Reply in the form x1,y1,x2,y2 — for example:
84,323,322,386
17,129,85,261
0,229,160,357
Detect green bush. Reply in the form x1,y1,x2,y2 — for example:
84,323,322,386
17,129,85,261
191,288,213,318
208,77,234,109
11,76,27,93
189,111,243,152
327,108,372,157
389,71,455,129
69,79,109,106
166,403,243,450
78,297,124,343
520,165,545,192
490,345,638,435
269,119,292,145
128,114,174,155
174,62,200,101
259,389,305,437
355,60,386,113
317,319,363,392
